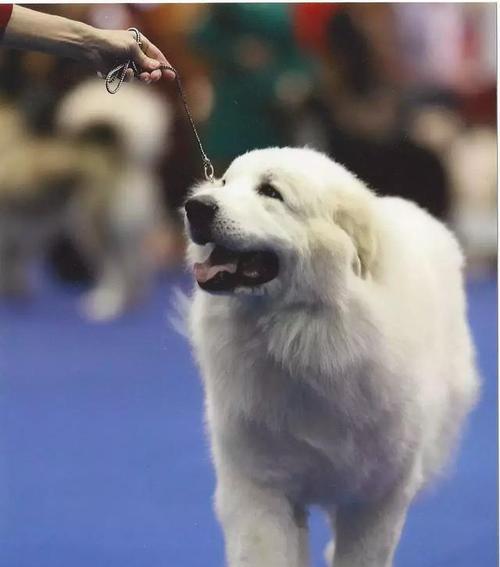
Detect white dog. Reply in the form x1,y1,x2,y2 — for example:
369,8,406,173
56,79,172,320
0,81,171,321
184,147,479,567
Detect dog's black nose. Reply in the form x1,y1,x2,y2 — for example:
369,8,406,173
185,195,218,226
185,196,218,242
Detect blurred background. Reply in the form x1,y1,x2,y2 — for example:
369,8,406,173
0,3,497,567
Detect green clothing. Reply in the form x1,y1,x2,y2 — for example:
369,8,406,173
191,4,312,166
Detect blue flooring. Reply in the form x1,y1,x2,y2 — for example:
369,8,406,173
0,272,497,567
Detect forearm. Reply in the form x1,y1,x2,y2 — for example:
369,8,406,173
0,5,172,83
2,5,99,63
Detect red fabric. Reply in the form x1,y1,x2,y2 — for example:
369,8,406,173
0,4,13,38
293,3,343,56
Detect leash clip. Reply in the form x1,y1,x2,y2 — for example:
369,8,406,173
203,158,215,183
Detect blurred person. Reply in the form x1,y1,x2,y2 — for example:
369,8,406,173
0,4,174,84
447,126,497,274
394,3,496,98
395,3,496,272
411,105,497,274
394,3,496,136
190,4,313,170
292,3,451,220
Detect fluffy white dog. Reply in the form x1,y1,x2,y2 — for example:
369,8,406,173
0,81,171,321
184,147,479,567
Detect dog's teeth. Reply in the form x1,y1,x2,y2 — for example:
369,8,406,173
198,243,215,263
243,269,260,279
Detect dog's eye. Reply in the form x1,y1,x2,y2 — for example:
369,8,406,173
257,182,283,201
221,179,226,186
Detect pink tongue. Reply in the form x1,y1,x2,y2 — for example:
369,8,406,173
194,260,237,283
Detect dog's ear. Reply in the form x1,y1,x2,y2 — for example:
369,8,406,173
334,195,378,278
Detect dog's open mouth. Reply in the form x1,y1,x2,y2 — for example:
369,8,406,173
193,245,279,292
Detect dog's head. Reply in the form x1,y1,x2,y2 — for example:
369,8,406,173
185,148,378,303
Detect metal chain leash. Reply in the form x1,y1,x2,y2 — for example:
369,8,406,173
104,28,215,183
161,64,214,182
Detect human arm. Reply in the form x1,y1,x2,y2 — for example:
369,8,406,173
1,5,174,83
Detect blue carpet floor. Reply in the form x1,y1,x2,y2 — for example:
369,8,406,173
0,272,497,567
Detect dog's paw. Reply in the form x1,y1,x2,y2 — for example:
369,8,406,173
324,540,335,566
80,289,127,322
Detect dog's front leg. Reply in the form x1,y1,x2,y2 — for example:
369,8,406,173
215,468,309,567
331,480,416,567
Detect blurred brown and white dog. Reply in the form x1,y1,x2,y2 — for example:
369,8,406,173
0,80,171,320
184,147,479,567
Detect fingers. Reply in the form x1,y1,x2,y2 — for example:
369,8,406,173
148,43,176,79
136,35,176,80
137,69,162,85
98,31,176,90
138,72,151,84
150,69,162,82
161,65,176,80
132,42,161,73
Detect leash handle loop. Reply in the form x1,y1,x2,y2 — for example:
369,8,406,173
105,28,141,95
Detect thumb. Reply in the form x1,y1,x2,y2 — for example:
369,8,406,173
132,44,161,72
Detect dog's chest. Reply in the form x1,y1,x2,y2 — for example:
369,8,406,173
193,298,409,505
201,337,402,503
221,383,404,505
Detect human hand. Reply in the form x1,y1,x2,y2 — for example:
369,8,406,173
88,28,175,84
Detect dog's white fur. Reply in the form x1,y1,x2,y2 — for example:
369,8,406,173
185,147,479,567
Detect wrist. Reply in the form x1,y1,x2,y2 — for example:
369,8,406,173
40,16,97,62
75,22,103,64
